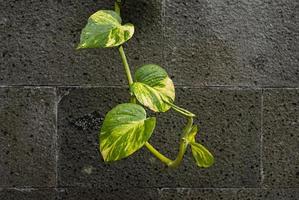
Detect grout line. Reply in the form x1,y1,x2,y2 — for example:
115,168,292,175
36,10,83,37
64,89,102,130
260,89,265,188
157,187,299,190
1,186,299,190
161,0,166,67
54,87,59,188
0,85,299,89
0,85,57,89
0,85,127,88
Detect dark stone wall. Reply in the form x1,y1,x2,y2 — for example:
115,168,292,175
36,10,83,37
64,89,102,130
0,0,298,199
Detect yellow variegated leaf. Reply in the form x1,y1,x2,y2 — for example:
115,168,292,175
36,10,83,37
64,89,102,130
99,103,155,162
185,125,214,168
130,64,175,112
77,10,134,49
190,142,214,168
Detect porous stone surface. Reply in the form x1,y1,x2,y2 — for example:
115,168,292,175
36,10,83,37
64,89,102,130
0,87,56,187
0,189,56,200
57,87,261,188
237,188,299,200
56,187,158,200
0,0,298,199
164,0,299,87
160,188,299,200
0,0,162,86
160,188,237,200
262,89,299,187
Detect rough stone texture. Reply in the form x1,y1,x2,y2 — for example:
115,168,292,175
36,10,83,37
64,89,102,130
57,87,261,188
0,87,56,187
0,0,162,85
164,0,299,87
56,187,158,200
160,188,299,200
160,188,237,200
3,0,298,87
0,0,298,199
0,189,56,200
262,89,299,187
237,188,299,200
3,188,297,200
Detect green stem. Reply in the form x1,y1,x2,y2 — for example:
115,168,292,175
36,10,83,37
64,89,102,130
144,117,194,168
118,45,173,164
114,0,192,168
114,1,121,16
183,117,194,137
118,46,134,86
166,102,195,117
144,142,172,165
115,2,134,97
168,117,193,168
115,1,133,87
169,140,188,168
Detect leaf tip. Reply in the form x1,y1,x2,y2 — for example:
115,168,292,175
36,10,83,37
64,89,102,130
101,153,110,163
191,125,198,133
76,44,84,50
190,113,196,117
191,142,215,168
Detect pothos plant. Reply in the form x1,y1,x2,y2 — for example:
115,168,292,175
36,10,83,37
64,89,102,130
77,0,214,168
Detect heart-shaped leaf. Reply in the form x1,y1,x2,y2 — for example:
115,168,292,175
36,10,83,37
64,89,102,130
100,103,156,162
77,10,134,49
190,142,214,168
130,64,175,112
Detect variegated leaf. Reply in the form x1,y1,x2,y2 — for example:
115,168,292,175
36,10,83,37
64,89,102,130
190,142,214,168
77,10,134,49
99,103,156,162
130,64,175,112
185,125,214,168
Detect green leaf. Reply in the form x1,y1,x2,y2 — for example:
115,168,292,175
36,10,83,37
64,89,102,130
77,10,134,49
185,125,214,168
100,103,156,162
130,64,175,112
190,142,214,168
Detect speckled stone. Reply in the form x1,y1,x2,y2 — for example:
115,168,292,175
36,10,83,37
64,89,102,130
164,0,299,87
160,188,299,200
237,188,299,200
0,189,56,200
57,87,261,188
1,0,298,197
160,188,237,200
262,89,299,187
56,187,158,200
0,0,162,85
0,87,56,187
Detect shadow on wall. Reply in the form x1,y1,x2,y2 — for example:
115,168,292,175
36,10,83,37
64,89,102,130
163,0,237,85
122,0,160,28
123,0,238,85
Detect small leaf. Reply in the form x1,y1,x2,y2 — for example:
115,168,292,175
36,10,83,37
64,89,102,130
77,10,134,49
100,103,156,162
130,64,175,112
190,142,214,168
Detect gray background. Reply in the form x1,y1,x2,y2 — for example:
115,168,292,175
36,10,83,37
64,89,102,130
0,0,298,199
